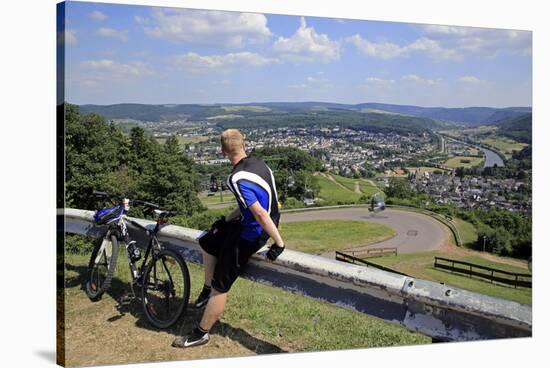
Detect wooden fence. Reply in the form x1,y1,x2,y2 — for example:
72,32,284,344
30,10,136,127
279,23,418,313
434,257,532,289
335,251,409,277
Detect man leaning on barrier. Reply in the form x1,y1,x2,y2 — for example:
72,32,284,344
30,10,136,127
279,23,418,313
172,129,285,348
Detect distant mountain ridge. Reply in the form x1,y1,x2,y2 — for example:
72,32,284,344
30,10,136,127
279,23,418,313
495,113,532,143
77,101,531,127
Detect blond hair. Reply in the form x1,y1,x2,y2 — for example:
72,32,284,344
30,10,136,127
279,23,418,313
220,129,245,156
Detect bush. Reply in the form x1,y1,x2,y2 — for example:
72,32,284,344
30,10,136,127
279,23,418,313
65,234,95,254
475,226,513,256
171,208,233,231
282,197,305,209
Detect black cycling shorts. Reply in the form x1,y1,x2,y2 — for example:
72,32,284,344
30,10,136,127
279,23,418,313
198,220,266,293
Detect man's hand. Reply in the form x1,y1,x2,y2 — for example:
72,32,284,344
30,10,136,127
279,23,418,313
211,216,225,232
266,243,285,261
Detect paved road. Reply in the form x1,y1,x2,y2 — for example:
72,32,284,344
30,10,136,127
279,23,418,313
281,208,448,254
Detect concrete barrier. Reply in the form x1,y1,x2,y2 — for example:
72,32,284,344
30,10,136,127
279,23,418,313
62,208,532,342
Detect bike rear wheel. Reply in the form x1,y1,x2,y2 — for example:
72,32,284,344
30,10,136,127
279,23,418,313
141,249,190,329
85,234,119,300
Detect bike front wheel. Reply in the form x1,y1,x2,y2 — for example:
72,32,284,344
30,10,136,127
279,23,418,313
85,234,119,301
141,249,190,329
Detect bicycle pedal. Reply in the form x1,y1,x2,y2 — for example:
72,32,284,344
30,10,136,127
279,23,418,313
118,295,135,305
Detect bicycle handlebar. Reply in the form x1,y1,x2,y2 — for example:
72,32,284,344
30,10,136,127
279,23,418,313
93,190,174,216
132,199,160,210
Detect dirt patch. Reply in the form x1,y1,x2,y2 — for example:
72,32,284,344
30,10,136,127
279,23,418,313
63,262,288,367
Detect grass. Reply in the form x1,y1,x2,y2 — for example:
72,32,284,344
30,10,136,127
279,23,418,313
222,105,271,112
198,191,234,206
405,167,452,175
316,174,363,203
481,136,528,158
444,156,484,168
440,126,497,138
279,220,396,254
330,174,381,197
63,250,429,366
156,135,209,146
453,218,478,246
366,251,531,305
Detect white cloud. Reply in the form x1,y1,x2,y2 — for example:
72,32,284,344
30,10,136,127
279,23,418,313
80,79,99,87
140,8,271,48
80,59,153,77
347,25,531,61
401,74,441,85
458,75,483,84
172,52,278,74
65,29,77,46
419,25,532,57
97,27,128,42
89,10,107,21
289,76,332,89
273,17,340,63
347,35,405,59
347,34,461,61
288,83,308,89
358,77,396,91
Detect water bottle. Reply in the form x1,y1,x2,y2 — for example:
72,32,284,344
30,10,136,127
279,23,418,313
126,240,141,262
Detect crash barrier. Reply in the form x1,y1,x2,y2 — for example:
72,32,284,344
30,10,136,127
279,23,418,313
434,257,532,289
62,208,531,342
335,251,408,276
281,204,463,246
343,247,397,258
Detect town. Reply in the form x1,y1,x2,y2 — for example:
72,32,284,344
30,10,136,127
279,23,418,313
132,120,531,214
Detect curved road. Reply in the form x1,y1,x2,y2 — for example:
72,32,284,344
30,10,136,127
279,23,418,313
281,208,448,254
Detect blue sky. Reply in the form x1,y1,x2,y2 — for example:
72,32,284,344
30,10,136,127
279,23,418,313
63,1,532,108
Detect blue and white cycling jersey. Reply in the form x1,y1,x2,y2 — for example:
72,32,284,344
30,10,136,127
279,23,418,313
226,156,280,242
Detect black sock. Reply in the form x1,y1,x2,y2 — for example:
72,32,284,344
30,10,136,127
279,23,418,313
201,284,211,295
193,326,209,338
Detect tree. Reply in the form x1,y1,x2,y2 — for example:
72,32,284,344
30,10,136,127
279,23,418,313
386,177,414,199
64,104,203,216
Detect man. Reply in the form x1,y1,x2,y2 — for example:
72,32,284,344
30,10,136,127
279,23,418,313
172,129,285,348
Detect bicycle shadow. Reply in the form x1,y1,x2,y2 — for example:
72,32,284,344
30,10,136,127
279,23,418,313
64,261,287,355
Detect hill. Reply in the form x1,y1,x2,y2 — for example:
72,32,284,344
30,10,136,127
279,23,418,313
353,103,530,126
494,113,532,143
76,102,531,128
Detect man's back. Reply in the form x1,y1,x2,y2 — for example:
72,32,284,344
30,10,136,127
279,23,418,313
226,156,280,241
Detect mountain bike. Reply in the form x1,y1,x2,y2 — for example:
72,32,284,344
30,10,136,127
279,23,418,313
85,191,190,329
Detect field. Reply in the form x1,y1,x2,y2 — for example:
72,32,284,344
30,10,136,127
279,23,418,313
279,220,396,254
156,135,210,146
315,174,363,203
405,166,452,175
452,218,478,246
198,191,234,206
440,126,497,138
222,105,271,113
481,136,528,158
444,156,484,168
367,250,531,305
329,174,382,197
63,251,429,366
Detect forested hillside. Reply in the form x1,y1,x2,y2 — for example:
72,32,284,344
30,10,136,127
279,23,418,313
65,104,203,216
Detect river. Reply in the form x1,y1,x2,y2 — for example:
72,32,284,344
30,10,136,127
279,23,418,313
480,147,504,168
442,135,504,168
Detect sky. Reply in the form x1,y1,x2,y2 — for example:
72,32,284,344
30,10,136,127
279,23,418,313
62,1,532,108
